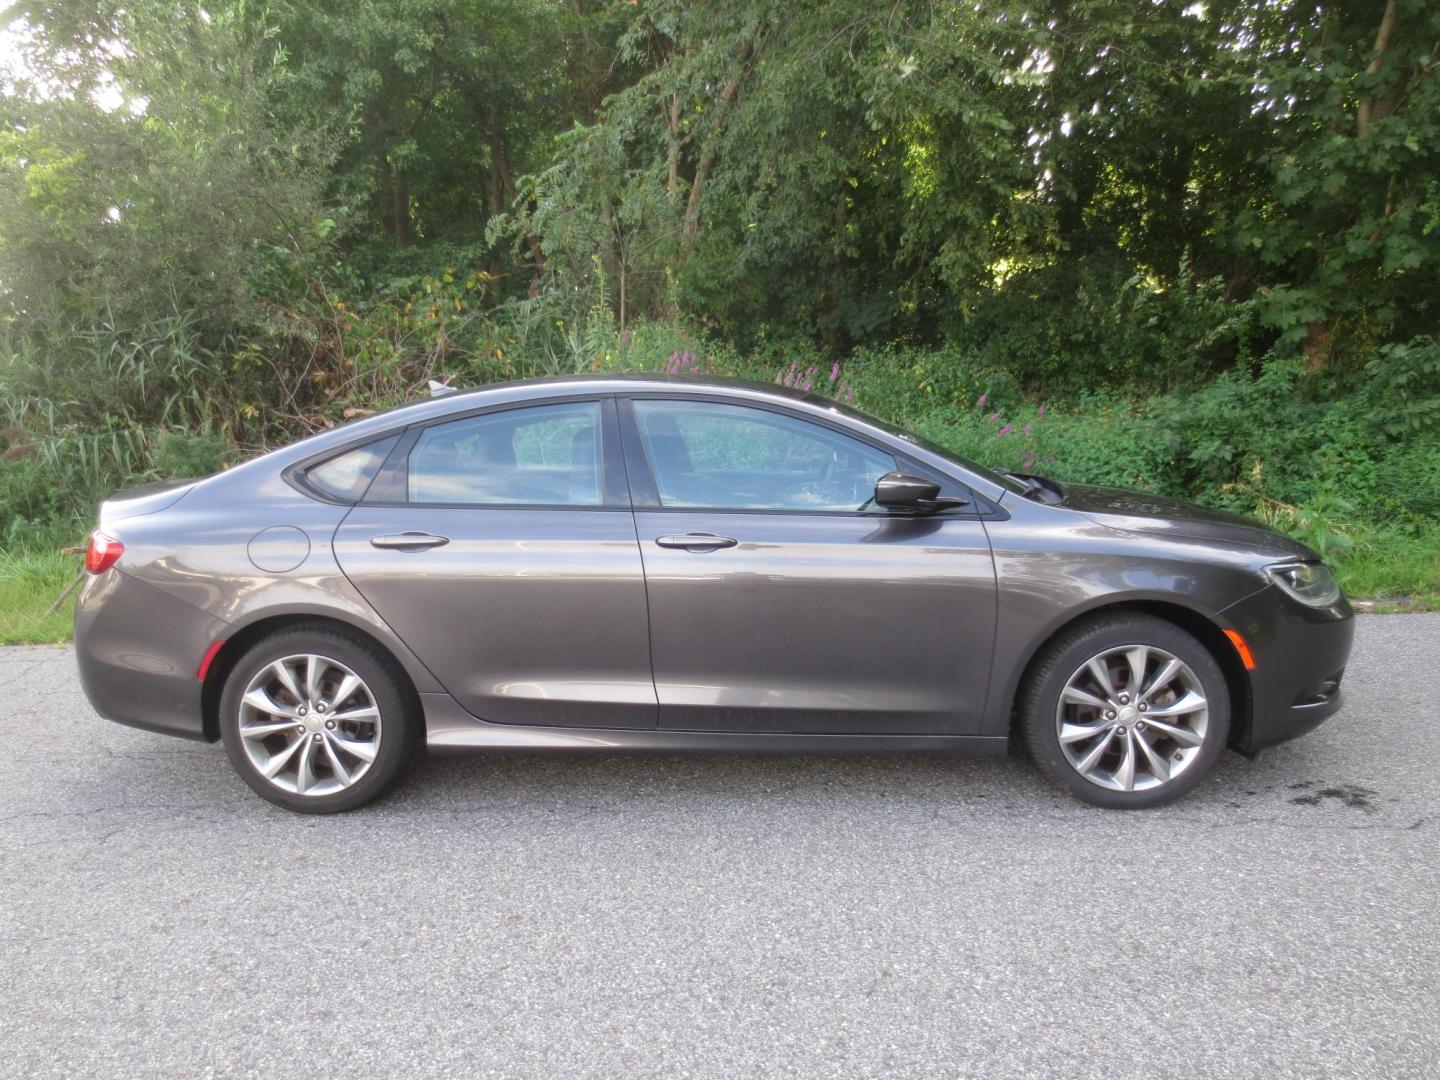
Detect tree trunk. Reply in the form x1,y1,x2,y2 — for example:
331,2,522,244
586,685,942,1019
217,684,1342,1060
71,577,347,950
486,164,504,277
823,172,849,354
682,42,754,247
567,0,608,124
1356,0,1399,139
666,91,682,203
599,199,618,313
618,257,627,339
1310,0,1398,370
385,162,411,248
1304,320,1331,372
476,101,546,294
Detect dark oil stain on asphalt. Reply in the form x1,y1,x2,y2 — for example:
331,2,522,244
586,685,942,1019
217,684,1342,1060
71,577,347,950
1287,781,1378,812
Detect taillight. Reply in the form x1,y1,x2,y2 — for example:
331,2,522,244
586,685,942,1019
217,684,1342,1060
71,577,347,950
85,530,124,574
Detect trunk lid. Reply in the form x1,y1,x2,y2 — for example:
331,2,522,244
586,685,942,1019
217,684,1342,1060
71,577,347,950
97,478,197,526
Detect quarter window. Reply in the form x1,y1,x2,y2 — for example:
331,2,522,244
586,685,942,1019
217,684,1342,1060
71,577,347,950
408,401,603,506
304,435,399,502
633,400,896,511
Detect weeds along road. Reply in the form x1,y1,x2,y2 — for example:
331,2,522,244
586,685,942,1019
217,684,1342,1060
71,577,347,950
1,615,1437,1079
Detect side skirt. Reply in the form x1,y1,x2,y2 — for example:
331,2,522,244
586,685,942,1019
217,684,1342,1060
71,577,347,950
421,693,1008,757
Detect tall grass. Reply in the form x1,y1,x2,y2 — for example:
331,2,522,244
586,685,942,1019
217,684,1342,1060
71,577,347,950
1,306,243,556
0,551,76,645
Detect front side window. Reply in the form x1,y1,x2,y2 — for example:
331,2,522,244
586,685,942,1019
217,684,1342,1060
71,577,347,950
408,401,603,506
633,400,896,511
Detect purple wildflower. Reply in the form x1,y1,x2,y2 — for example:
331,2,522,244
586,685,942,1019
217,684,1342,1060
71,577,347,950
977,394,988,408
1023,424,1032,436
831,362,841,383
1037,404,1047,418
997,424,1012,438
990,412,1002,422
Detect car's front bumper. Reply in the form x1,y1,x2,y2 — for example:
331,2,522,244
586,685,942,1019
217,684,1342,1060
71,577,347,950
74,569,228,741
1217,584,1354,753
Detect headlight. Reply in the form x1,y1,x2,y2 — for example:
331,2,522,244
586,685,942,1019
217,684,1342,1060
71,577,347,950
1265,562,1341,607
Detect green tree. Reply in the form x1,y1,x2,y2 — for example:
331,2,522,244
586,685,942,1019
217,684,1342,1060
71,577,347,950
0,2,333,333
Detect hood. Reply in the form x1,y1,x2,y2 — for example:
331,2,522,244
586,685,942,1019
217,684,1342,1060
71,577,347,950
1057,482,1318,560
98,478,197,526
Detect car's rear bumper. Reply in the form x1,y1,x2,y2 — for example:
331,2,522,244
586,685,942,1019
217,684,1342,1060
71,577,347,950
74,569,228,741
1218,584,1354,753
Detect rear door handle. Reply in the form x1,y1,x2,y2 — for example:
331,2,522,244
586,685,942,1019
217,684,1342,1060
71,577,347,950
655,533,738,551
370,532,450,550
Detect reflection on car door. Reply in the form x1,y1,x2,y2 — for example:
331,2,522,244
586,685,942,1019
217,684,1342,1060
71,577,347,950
620,396,998,735
334,397,658,729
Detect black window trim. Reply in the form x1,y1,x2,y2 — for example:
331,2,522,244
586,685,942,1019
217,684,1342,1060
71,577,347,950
616,392,1002,519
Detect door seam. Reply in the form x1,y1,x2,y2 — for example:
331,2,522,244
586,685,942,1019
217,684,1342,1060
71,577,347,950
611,398,663,719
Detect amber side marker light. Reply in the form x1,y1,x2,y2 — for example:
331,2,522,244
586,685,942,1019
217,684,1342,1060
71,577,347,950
1223,628,1256,670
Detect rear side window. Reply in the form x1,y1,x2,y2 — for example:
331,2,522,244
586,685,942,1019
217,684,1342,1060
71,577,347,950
303,435,399,502
408,401,603,506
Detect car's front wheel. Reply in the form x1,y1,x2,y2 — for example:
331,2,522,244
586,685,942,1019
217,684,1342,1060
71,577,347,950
219,625,420,813
1021,613,1230,808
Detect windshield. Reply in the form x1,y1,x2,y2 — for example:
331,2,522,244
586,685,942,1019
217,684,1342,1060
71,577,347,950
821,398,1032,496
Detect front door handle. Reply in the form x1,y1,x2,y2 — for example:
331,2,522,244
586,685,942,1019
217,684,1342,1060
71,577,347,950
370,532,450,550
655,532,738,551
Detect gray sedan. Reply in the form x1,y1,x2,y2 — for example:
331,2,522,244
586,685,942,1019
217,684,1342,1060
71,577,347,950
74,375,1353,812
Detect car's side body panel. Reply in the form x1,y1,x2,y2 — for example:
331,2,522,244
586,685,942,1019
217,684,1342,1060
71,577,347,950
976,497,1289,738
632,509,997,734
611,389,1001,735
1213,584,1353,752
421,690,1010,755
74,565,227,740
334,506,657,728
74,464,448,732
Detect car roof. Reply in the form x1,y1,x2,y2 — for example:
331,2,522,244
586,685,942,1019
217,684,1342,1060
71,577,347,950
285,373,831,446
420,372,821,407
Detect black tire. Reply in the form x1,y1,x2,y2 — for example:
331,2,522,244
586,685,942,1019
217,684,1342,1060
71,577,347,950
220,624,420,813
1020,613,1230,809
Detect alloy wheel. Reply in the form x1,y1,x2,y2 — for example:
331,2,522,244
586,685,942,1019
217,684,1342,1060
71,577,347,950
1054,644,1209,792
236,653,382,796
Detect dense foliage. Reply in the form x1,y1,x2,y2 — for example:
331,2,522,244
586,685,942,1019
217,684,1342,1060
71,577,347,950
1,0,1438,622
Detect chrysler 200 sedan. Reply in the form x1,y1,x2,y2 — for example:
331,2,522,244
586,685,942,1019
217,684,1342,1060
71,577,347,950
75,375,1353,813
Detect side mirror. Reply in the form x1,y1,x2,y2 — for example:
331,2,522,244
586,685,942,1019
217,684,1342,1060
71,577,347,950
874,472,968,514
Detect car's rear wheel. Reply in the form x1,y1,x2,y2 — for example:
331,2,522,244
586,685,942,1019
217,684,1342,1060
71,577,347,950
219,625,419,813
1020,613,1230,808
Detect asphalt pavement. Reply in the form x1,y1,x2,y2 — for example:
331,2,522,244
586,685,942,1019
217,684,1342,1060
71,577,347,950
1,615,1437,1079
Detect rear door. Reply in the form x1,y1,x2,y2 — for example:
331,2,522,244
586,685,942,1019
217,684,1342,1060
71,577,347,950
333,396,657,729
619,395,998,735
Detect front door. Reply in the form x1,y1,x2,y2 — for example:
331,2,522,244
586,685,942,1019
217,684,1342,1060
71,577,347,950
333,397,657,729
621,397,997,735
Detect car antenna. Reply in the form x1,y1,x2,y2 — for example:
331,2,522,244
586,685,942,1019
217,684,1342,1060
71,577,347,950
427,379,456,398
